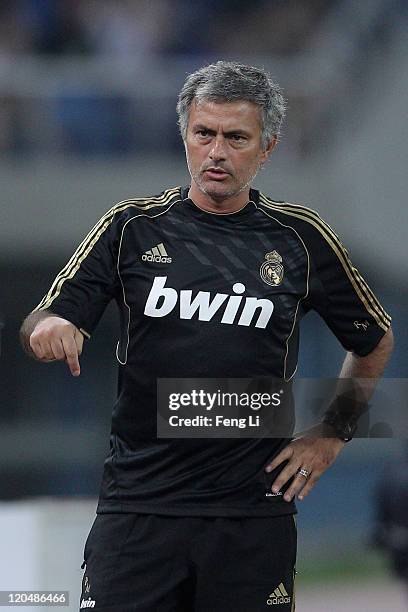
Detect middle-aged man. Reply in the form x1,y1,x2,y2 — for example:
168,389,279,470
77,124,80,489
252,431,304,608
20,61,393,611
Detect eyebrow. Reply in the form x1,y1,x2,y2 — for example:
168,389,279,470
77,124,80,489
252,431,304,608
192,124,250,137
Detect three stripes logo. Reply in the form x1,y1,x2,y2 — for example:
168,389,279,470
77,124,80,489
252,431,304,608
266,582,291,606
142,243,172,264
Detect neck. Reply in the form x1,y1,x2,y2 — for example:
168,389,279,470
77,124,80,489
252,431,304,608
187,183,251,214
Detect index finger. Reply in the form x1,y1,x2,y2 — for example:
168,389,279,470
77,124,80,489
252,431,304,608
61,335,81,376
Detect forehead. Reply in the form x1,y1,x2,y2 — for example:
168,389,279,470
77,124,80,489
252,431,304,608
188,99,262,131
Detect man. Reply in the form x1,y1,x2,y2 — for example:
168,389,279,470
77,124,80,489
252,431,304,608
20,61,393,611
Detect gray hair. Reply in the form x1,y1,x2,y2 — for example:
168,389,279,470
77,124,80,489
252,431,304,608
176,61,286,150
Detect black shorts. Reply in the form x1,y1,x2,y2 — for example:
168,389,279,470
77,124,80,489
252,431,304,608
80,513,297,611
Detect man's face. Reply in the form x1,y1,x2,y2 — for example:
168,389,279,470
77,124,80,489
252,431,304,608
185,99,276,204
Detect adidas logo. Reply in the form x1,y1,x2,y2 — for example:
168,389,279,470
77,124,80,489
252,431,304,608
266,582,291,606
142,243,172,264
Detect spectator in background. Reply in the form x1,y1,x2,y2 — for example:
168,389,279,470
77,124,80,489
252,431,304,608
20,0,91,55
78,0,174,59
372,444,408,597
0,1,32,55
205,0,334,57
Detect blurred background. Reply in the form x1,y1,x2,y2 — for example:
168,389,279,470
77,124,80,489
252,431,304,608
1,0,407,610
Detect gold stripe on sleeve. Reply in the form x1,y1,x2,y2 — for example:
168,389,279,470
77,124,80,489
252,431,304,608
260,196,391,325
32,187,180,313
259,195,391,331
263,198,391,325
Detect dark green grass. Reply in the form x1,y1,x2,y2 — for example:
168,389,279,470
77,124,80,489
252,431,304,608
296,550,391,585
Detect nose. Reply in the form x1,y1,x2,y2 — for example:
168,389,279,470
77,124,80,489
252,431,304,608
209,136,227,162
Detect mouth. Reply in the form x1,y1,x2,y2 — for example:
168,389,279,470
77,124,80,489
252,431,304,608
204,167,230,181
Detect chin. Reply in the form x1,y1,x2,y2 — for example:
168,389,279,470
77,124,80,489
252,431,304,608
199,180,237,201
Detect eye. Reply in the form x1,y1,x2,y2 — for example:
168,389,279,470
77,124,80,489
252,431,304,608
196,129,210,138
230,134,246,143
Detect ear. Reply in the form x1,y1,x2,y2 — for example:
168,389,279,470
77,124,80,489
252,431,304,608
260,135,278,164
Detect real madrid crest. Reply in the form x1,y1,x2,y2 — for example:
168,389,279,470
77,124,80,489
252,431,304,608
260,250,284,286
